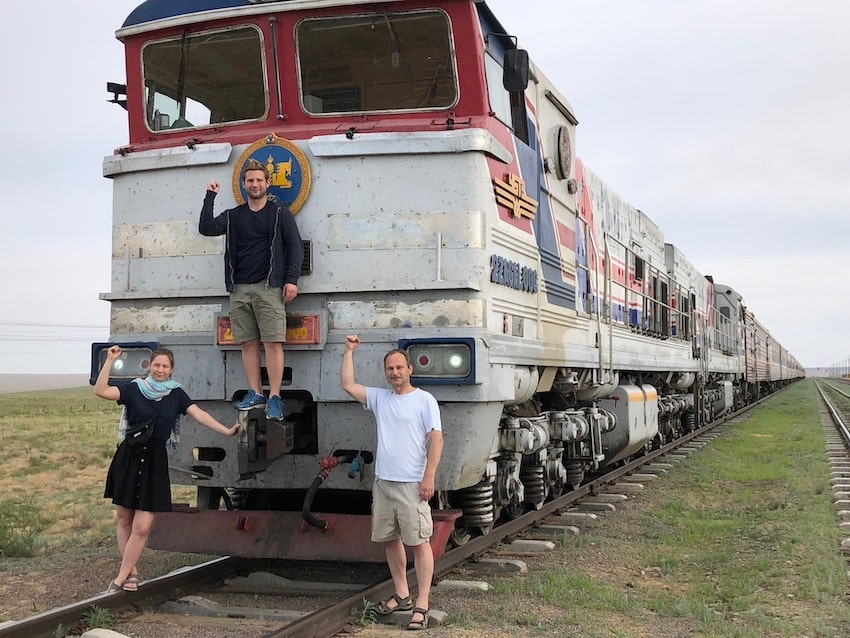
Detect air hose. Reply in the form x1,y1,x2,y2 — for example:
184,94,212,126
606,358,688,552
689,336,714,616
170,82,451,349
302,474,329,531
301,452,359,531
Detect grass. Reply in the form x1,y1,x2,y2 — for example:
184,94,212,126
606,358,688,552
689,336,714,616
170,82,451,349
351,598,378,626
82,604,117,630
443,379,850,637
0,386,201,558
2,381,849,637
0,387,121,556
0,386,215,626
0,500,51,558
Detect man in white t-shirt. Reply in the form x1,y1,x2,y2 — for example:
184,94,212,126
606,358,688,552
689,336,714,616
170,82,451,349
341,335,443,631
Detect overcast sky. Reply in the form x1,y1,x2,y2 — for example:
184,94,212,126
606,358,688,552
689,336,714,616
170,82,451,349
1,0,847,374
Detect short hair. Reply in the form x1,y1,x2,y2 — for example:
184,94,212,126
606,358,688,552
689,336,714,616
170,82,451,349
383,348,412,367
150,348,175,369
241,158,270,181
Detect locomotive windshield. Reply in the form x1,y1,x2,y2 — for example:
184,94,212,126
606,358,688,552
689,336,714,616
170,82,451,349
141,26,267,132
296,10,458,114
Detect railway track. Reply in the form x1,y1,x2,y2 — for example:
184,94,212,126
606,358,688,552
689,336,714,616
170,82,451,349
0,394,794,638
814,379,850,562
816,379,850,448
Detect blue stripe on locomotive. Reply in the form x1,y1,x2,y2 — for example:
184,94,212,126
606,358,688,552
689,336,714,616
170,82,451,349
525,140,577,310
478,4,577,311
574,215,593,314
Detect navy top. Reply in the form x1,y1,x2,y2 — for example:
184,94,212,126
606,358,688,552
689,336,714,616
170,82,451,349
118,382,194,440
199,192,304,293
233,204,273,284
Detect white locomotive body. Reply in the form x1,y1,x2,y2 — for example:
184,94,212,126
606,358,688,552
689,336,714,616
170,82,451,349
94,0,803,557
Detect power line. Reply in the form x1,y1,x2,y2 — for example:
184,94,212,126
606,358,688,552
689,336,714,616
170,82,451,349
0,320,108,330
0,336,105,343
0,348,90,356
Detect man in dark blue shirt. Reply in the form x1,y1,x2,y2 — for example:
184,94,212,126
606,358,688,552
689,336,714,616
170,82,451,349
199,159,304,420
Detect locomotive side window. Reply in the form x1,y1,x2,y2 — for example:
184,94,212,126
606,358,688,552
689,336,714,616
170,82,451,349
296,10,458,114
633,255,645,281
484,46,530,145
484,54,512,126
142,26,267,132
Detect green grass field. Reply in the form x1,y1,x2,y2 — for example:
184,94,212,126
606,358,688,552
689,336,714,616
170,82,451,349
444,379,850,637
0,387,120,556
2,380,849,637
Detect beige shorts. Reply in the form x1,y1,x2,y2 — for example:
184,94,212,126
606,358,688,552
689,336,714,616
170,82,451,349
371,479,433,546
230,283,287,343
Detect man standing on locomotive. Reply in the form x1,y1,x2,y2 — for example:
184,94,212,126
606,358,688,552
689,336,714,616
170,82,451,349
340,335,443,631
199,159,303,420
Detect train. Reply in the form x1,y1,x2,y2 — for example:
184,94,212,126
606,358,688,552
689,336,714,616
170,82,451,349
93,0,804,561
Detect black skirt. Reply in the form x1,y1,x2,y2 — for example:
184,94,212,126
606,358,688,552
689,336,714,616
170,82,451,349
104,438,172,512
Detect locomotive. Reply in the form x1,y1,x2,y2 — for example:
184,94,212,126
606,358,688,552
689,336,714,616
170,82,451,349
93,0,804,560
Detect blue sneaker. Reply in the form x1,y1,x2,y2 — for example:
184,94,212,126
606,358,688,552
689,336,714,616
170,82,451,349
266,394,284,421
235,389,265,411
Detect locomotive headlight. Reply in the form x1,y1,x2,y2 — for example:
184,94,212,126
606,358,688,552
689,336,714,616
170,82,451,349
408,344,469,377
445,352,466,371
90,342,158,383
400,338,475,384
415,352,435,372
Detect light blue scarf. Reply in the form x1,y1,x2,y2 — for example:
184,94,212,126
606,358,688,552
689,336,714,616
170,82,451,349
132,375,182,400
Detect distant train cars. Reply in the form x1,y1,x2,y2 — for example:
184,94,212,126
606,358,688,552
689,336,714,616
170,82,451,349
94,0,803,558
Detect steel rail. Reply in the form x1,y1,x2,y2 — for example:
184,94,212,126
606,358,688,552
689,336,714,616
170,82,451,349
269,404,769,638
0,556,240,638
815,380,850,449
273,390,789,637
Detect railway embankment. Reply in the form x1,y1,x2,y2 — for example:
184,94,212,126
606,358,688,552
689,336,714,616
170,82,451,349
386,378,850,637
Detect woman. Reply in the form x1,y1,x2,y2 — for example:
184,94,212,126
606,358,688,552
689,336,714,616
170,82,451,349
94,345,239,592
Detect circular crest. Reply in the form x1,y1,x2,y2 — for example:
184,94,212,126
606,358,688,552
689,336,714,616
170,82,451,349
232,133,312,213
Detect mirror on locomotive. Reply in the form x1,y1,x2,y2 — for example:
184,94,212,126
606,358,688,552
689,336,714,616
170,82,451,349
503,48,529,92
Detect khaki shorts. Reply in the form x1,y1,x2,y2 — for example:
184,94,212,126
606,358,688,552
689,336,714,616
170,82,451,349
230,283,287,343
371,479,433,546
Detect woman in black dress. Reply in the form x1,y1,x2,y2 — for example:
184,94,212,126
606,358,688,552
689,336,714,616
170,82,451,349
94,345,239,592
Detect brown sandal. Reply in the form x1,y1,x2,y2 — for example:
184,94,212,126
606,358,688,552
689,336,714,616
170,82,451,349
122,574,139,592
374,593,413,615
406,607,428,630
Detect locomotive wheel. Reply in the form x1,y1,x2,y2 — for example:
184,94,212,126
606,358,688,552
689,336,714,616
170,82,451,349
502,502,525,520
450,526,473,547
546,476,564,502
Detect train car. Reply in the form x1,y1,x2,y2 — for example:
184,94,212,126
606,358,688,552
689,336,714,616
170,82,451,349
93,0,803,560
743,306,804,402
712,283,804,403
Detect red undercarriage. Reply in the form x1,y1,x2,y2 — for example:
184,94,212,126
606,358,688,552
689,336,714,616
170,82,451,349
149,506,462,562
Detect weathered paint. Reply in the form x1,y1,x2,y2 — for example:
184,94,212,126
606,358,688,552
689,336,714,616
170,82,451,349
148,508,461,562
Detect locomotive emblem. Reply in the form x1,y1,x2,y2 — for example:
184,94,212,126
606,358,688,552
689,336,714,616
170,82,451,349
232,133,312,213
493,173,538,220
